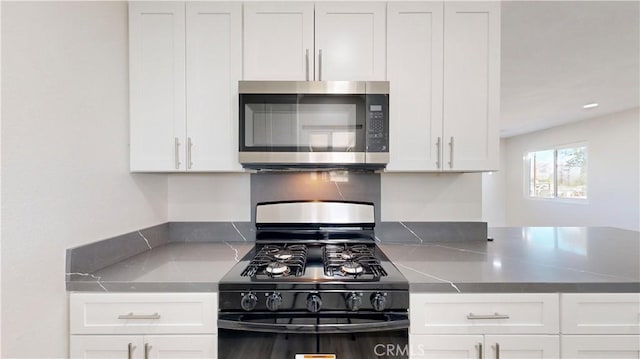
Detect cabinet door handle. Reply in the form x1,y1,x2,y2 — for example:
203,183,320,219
448,136,454,168
494,343,500,359
318,49,323,81
436,136,442,168
187,137,193,170
305,49,310,81
128,343,135,359
467,313,510,320
477,343,483,359
174,137,181,170
118,312,161,320
144,343,151,359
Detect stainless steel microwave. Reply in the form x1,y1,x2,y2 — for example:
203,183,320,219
239,81,389,170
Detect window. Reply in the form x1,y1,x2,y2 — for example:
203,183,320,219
527,145,587,199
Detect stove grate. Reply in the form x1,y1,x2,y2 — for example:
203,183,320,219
241,244,308,277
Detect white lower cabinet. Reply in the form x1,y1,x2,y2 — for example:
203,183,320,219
70,335,216,359
410,335,559,359
560,293,640,358
70,293,217,359
409,294,560,359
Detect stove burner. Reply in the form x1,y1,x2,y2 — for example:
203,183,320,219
241,244,308,278
323,244,388,278
265,262,290,275
339,250,356,260
340,261,364,274
272,249,293,260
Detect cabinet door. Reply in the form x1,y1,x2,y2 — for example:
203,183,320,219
386,2,444,171
442,2,500,171
410,335,483,359
562,335,640,359
315,2,386,81
243,2,314,80
145,335,217,359
130,2,186,172
186,2,242,172
562,293,640,334
70,335,144,359
484,335,559,359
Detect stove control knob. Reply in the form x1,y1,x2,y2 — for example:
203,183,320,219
307,294,322,313
346,292,363,311
266,292,283,311
371,292,387,312
241,292,258,311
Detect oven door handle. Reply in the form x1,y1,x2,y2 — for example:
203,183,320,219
217,318,409,334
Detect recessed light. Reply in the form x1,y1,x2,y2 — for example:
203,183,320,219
583,103,599,109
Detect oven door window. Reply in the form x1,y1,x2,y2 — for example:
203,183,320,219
241,94,366,152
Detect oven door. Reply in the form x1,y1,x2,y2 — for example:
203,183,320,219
218,312,409,359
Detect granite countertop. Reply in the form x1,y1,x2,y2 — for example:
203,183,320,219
66,225,640,293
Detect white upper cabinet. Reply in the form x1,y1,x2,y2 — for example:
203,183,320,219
387,2,444,171
243,2,314,81
386,1,500,172
186,2,242,172
129,2,186,172
315,2,386,81
129,2,242,172
442,1,500,171
243,2,385,81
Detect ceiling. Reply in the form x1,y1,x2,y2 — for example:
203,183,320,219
500,1,640,137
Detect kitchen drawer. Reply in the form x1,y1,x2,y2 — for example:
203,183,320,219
410,293,559,334
70,292,216,334
562,293,640,334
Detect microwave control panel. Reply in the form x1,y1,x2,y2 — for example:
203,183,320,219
365,94,389,152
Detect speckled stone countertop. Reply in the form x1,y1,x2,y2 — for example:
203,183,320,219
66,226,640,293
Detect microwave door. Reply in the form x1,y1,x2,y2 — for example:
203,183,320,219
239,93,368,166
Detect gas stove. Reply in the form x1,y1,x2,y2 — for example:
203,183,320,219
218,201,409,313
218,201,409,359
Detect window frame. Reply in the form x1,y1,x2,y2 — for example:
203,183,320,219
523,142,589,203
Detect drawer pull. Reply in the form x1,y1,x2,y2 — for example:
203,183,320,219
467,312,510,320
476,343,483,359
118,312,161,320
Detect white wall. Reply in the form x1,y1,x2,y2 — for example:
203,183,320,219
503,108,640,231
1,2,168,357
167,172,484,223
168,173,250,221
381,173,483,221
482,139,508,227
